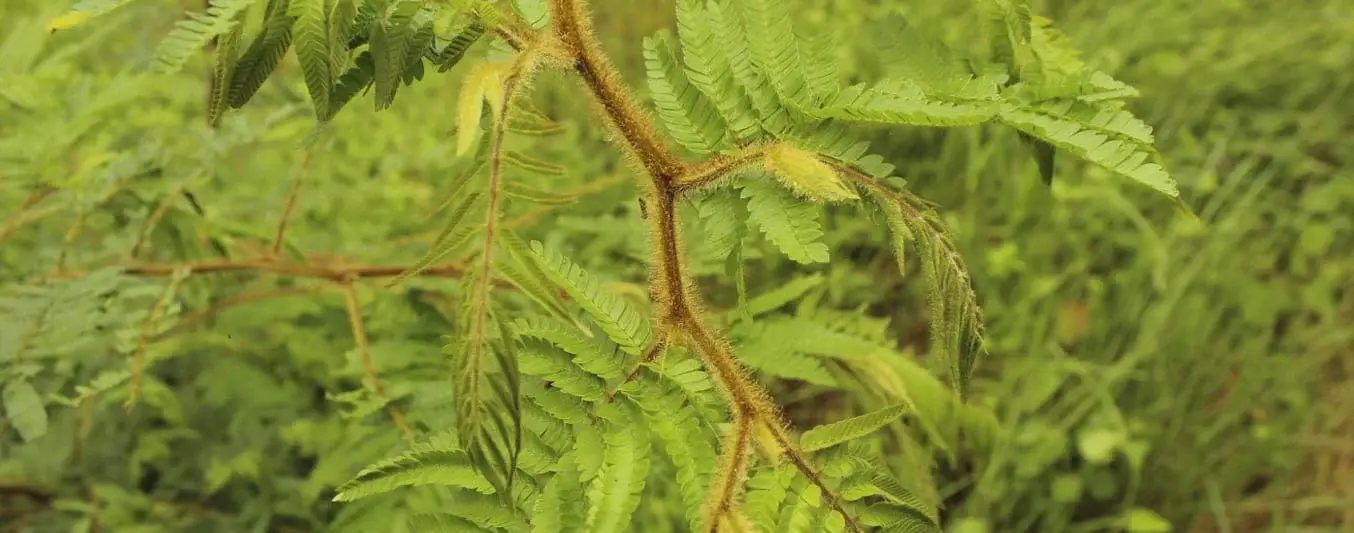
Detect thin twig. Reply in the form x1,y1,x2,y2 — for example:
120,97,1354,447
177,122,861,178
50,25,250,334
272,149,312,258
44,257,482,283
126,269,189,409
673,146,768,193
341,281,414,440
606,333,670,401
0,187,55,242
130,186,185,258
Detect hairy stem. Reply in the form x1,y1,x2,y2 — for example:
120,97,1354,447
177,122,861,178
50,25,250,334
674,146,768,193
545,1,863,530
549,0,685,184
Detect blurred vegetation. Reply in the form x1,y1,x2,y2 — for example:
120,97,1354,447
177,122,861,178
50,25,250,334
2,0,1351,532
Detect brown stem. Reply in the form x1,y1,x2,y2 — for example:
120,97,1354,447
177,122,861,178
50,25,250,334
43,257,486,283
341,281,414,440
549,0,685,184
674,146,768,194
126,270,189,409
0,187,56,242
272,149,312,258
130,187,184,258
545,1,863,530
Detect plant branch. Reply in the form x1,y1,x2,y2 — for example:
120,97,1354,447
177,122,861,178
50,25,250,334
606,332,671,401
126,269,189,410
0,187,56,242
130,186,184,258
44,257,488,284
546,1,863,529
272,148,312,258
341,281,414,440
674,146,768,194
549,0,685,185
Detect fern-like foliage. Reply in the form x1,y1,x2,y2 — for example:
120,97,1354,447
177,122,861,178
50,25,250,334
528,241,653,357
154,0,262,74
23,0,1184,530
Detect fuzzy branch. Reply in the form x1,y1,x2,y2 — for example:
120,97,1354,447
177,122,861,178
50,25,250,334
544,1,863,530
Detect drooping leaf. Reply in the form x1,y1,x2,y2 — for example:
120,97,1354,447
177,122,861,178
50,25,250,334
741,177,830,264
528,242,653,356
2,379,48,442
290,0,332,120
154,0,263,74
800,403,909,452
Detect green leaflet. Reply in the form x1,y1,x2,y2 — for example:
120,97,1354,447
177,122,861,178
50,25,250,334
228,0,293,109
741,0,817,107
740,177,830,264
643,32,730,155
446,309,523,500
531,453,586,532
713,0,792,135
675,0,761,141
437,491,532,531
153,0,262,74
517,337,608,401
742,273,824,317
207,20,244,127
496,231,579,325
628,379,718,531
370,0,421,110
328,50,375,117
2,379,47,442
408,514,494,532
694,187,748,263
513,317,623,379
332,447,494,501
502,182,576,205
812,78,999,127
860,502,941,533
503,150,565,176
745,466,796,530
869,188,986,399
385,190,484,287
328,0,359,75
435,21,486,73
290,0,331,120
584,401,650,533
734,320,838,386
528,241,653,356
976,0,1032,76
874,13,1002,101
998,100,1178,197
800,403,909,452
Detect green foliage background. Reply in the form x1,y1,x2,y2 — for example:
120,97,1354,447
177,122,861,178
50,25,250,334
2,0,1351,532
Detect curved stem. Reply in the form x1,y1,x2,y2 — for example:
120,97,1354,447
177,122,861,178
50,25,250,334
542,2,864,529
